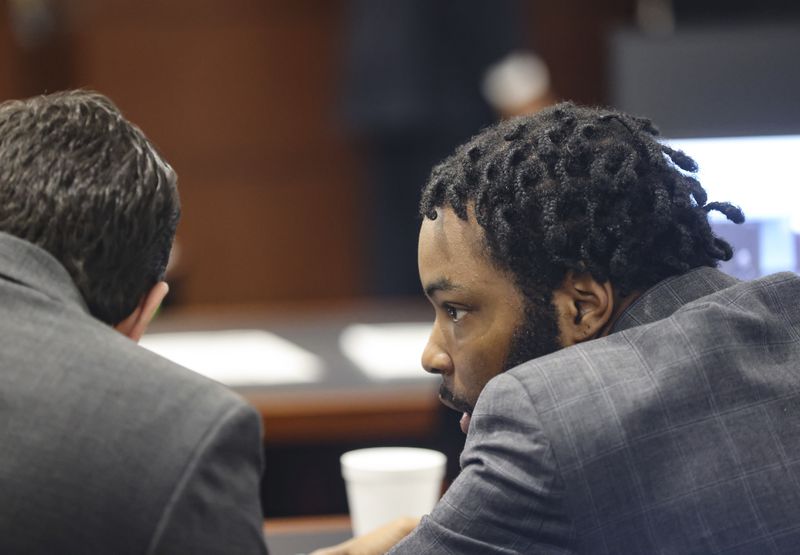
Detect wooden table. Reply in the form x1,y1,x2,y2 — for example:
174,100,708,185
148,299,463,516
150,298,441,444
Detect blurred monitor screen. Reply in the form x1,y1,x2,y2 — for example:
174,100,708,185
664,135,800,280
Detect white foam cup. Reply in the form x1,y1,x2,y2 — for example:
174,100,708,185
340,447,447,536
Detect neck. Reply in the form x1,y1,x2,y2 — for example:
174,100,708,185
599,290,641,337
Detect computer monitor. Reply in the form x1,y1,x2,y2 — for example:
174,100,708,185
664,135,800,279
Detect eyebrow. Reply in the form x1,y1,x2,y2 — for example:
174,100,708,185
424,277,462,298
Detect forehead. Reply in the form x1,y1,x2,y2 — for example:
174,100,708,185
418,207,501,287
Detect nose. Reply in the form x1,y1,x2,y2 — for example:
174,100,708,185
421,324,453,376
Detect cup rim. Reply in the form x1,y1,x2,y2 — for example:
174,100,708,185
340,447,447,479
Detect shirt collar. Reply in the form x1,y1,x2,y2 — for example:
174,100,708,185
0,231,89,313
612,266,740,333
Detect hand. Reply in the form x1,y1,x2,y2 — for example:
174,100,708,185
309,516,419,555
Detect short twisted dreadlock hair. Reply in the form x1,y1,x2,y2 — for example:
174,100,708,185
419,102,743,298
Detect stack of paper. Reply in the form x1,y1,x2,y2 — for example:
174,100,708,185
140,329,324,386
339,323,436,381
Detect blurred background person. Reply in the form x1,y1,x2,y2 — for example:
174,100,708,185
482,50,557,119
342,0,556,297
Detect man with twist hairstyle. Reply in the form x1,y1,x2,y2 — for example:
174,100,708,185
316,103,800,554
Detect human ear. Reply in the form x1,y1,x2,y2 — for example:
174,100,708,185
551,271,614,346
113,281,169,342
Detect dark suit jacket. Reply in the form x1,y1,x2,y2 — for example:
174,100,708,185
392,267,800,553
0,232,268,554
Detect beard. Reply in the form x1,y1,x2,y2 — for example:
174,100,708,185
438,382,473,414
502,291,564,372
439,291,564,416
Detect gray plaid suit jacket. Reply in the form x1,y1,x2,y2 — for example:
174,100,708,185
0,232,268,554
392,267,800,554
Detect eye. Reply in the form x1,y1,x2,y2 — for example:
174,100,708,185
444,304,467,323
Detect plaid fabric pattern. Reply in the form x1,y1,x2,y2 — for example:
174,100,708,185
393,268,800,554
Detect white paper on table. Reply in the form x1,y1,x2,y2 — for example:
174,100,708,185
139,329,324,386
339,323,436,381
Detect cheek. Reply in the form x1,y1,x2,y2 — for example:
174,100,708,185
448,301,524,404
452,340,508,401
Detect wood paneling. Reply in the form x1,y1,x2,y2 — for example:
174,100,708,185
526,0,636,105
0,0,74,100
0,1,15,100
66,0,362,304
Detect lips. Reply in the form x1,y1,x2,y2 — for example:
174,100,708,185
438,393,461,413
438,382,473,434
438,382,472,414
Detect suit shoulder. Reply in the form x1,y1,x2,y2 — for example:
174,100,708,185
78,316,246,409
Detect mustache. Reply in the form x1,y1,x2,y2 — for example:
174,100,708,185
438,382,473,415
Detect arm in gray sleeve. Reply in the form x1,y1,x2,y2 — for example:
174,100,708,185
389,373,575,554
147,403,269,555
